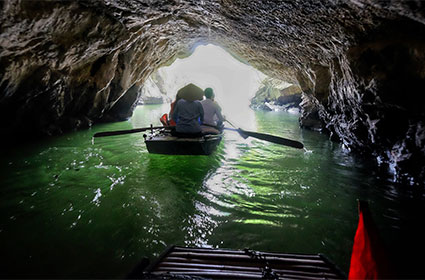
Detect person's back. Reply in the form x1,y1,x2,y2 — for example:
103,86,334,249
171,99,204,134
201,88,224,127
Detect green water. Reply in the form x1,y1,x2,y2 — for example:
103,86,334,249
1,104,424,278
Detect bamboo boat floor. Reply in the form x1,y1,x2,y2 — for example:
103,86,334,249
139,246,346,279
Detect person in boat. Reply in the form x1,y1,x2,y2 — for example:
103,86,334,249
169,95,180,121
200,87,225,134
171,83,205,137
160,92,181,127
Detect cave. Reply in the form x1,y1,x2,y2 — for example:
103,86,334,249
1,0,425,278
1,0,424,184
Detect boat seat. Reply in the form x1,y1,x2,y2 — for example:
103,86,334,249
170,130,204,138
201,125,221,135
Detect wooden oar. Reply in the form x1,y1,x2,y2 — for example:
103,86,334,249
224,127,304,149
93,126,171,138
94,122,304,149
224,120,304,149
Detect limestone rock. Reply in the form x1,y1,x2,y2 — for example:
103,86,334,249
299,93,324,132
251,78,301,111
277,85,303,106
137,72,169,105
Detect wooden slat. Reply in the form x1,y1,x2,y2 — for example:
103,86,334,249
164,255,331,269
152,270,263,279
157,267,340,279
271,269,341,279
158,262,341,278
173,246,322,260
153,270,336,280
155,267,262,275
159,261,260,272
163,257,333,273
168,251,326,265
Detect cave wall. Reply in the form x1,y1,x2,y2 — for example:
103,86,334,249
0,0,199,135
1,0,424,184
340,19,425,184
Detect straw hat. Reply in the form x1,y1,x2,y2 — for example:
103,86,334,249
176,83,204,101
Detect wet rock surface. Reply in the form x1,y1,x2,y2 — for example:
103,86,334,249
250,78,301,111
1,0,424,184
137,72,169,105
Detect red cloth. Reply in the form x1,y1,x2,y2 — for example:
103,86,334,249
160,114,168,126
169,101,177,126
348,203,390,279
159,113,176,126
349,211,379,279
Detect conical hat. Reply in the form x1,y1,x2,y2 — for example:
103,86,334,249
177,83,204,101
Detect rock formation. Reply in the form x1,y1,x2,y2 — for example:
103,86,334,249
250,78,301,111
137,71,169,105
1,0,424,184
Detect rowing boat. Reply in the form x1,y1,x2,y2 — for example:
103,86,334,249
143,128,223,155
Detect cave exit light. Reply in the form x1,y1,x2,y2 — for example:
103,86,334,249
158,44,266,124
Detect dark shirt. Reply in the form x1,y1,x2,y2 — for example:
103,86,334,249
171,99,204,133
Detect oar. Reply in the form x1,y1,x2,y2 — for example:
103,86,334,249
224,120,304,149
237,128,304,149
224,120,248,139
93,125,172,138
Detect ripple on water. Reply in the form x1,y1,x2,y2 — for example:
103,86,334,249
1,106,423,277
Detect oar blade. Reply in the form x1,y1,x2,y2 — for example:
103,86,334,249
93,128,147,138
240,129,304,149
93,126,174,138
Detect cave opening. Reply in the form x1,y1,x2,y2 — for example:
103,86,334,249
137,44,273,125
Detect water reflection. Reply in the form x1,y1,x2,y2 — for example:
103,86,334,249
0,105,424,277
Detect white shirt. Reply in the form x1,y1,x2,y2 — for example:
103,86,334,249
200,99,224,126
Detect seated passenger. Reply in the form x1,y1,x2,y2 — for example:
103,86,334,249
168,94,181,126
171,84,204,137
201,87,225,134
159,94,180,127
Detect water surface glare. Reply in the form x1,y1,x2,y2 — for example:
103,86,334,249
1,104,424,278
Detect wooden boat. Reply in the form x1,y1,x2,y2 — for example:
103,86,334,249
143,128,223,155
131,245,346,279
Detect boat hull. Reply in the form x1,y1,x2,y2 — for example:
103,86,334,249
145,132,222,155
